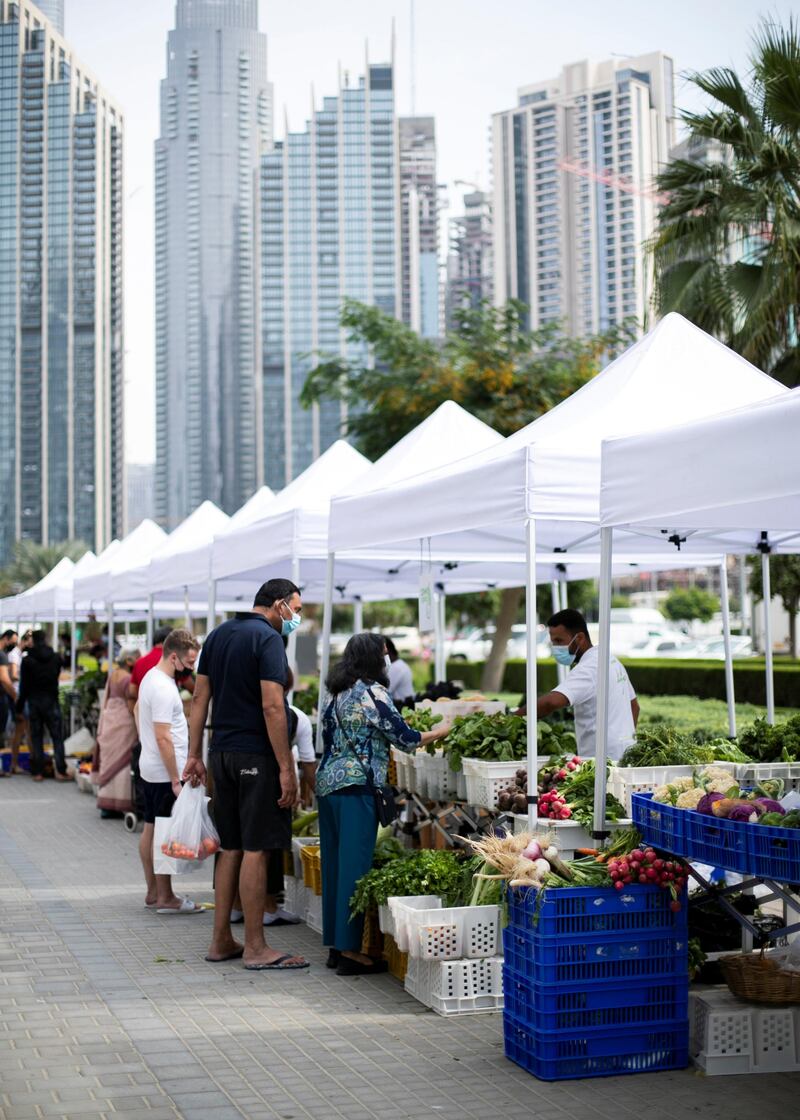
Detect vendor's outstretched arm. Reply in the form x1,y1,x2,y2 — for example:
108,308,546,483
537,691,570,719
631,697,640,727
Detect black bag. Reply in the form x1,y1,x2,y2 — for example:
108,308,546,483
332,689,399,827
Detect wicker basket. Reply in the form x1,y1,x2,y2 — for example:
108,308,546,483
721,950,800,1004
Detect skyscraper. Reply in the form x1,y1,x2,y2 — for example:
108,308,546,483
445,189,493,330
0,0,124,564
492,53,675,335
259,56,398,487
155,0,272,527
33,0,62,33
398,116,439,338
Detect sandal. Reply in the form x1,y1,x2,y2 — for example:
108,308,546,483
156,897,201,914
244,953,309,971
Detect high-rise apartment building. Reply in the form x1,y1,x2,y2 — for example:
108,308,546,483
398,116,439,338
259,57,398,487
33,0,61,33
492,53,675,335
0,0,124,564
126,463,155,532
155,0,272,527
445,189,493,330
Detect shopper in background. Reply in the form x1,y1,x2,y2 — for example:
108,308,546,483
317,633,448,975
8,630,32,774
17,630,69,783
0,630,18,764
135,629,201,913
128,626,194,714
184,579,308,970
385,637,415,708
94,648,140,814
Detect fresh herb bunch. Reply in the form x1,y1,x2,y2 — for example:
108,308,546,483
372,826,408,867
619,726,749,768
349,849,467,915
538,720,579,757
558,760,626,827
401,707,444,733
443,712,528,772
739,715,800,762
292,679,319,717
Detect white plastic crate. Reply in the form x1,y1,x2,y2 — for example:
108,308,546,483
283,875,306,921
510,815,633,858
690,989,800,1075
290,836,320,878
404,954,422,999
406,904,500,961
304,887,323,934
391,747,415,793
456,769,467,801
734,761,800,795
405,956,503,1014
412,752,429,799
462,759,523,809
390,895,443,952
422,750,460,801
378,903,394,938
609,761,736,815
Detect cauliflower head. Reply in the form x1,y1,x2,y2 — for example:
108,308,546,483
676,786,706,810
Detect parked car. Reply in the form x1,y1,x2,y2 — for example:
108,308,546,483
625,634,699,659
447,624,549,662
691,636,755,659
382,626,423,658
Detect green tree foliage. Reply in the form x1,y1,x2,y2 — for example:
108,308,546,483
663,587,720,623
0,539,88,596
649,18,800,385
301,298,634,451
749,554,800,657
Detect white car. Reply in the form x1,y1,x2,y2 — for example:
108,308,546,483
624,634,699,659
382,626,423,658
447,624,549,662
692,636,755,660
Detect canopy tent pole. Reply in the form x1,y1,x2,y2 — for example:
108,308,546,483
106,605,115,673
184,586,191,630
431,587,444,683
70,607,77,736
207,577,216,638
525,518,539,829
593,527,614,838
738,556,749,636
437,589,447,682
287,556,302,688
353,597,363,635
316,552,335,755
146,594,154,648
559,580,568,612
719,558,736,738
762,551,775,724
53,608,59,654
551,581,566,686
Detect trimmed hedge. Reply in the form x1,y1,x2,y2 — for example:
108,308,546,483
445,657,800,708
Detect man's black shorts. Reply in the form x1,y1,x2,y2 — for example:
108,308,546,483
140,778,176,825
209,751,291,852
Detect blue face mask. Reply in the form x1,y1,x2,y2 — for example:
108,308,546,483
279,602,301,637
552,638,577,667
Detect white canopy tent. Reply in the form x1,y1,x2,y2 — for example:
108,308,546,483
591,388,800,830
11,556,75,628
321,315,787,825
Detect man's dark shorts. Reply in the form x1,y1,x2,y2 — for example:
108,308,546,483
210,751,291,852
140,778,176,825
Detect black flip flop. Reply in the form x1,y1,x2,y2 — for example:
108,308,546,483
205,947,245,963
244,953,310,971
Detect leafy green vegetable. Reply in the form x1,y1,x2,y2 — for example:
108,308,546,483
739,716,800,762
558,760,626,827
292,679,318,716
349,849,467,915
619,726,749,768
443,712,528,772
401,707,443,739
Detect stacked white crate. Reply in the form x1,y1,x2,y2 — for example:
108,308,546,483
690,989,800,1075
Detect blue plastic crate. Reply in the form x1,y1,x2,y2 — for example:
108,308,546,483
630,792,685,854
503,926,688,987
507,883,686,937
747,821,800,882
503,1013,689,1081
502,966,688,1032
632,792,750,874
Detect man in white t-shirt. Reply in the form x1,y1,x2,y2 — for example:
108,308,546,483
135,629,201,914
385,638,415,706
521,609,639,762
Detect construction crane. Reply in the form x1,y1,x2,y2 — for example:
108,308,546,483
558,158,670,205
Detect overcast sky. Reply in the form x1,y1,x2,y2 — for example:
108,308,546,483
64,0,792,466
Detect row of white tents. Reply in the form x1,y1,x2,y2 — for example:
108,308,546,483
1,312,797,827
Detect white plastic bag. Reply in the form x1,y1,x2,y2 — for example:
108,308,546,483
160,783,220,864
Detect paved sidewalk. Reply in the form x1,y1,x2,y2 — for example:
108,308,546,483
0,779,798,1120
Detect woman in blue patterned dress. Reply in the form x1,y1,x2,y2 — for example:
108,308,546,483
317,632,447,975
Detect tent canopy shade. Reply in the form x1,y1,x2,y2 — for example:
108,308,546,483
74,521,165,610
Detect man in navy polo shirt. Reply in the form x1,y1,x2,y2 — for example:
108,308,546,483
184,579,308,970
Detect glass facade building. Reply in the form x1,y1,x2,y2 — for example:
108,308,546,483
155,0,272,527
445,189,493,331
259,58,399,487
0,0,124,564
398,116,439,338
492,53,675,335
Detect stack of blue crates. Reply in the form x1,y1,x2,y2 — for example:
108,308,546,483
502,884,689,1080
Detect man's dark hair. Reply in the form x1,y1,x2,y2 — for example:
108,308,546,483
254,578,300,608
547,609,590,638
32,629,47,646
154,626,171,645
326,632,388,695
384,637,398,660
1,629,17,642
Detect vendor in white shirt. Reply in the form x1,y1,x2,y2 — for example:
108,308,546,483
517,609,639,761
385,638,415,707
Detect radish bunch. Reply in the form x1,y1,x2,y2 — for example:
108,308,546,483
607,846,687,910
538,789,572,819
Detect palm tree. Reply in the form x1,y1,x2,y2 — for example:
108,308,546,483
649,18,800,385
1,539,89,594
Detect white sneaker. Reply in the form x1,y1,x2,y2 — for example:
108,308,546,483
263,908,302,925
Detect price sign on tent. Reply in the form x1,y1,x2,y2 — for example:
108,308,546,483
418,568,435,633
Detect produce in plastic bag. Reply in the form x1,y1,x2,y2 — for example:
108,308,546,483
160,783,220,861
